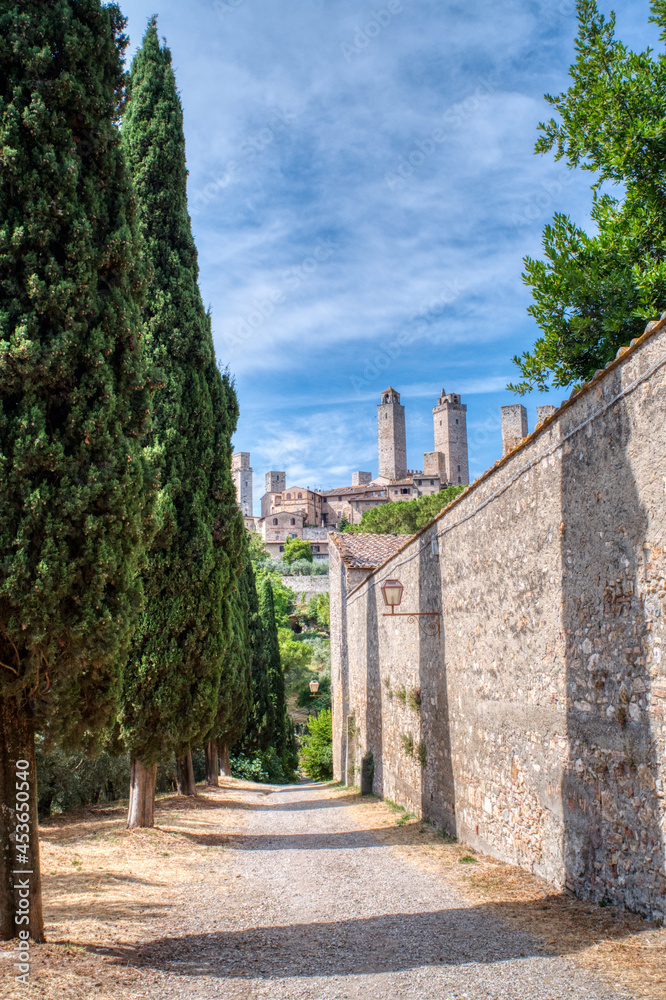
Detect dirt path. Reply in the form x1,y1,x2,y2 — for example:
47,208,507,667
3,779,665,999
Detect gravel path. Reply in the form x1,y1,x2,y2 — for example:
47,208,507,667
111,780,627,1000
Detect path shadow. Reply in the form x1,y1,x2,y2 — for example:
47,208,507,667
91,895,647,981
177,828,419,851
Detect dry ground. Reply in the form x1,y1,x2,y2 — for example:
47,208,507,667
0,779,663,999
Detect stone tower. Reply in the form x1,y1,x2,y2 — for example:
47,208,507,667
231,452,253,516
433,389,469,485
377,387,407,481
265,470,286,494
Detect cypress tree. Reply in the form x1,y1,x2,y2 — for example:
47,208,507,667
120,20,242,825
207,558,254,781
234,568,274,757
0,1,154,940
259,580,290,760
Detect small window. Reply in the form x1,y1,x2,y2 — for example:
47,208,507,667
440,419,442,426
458,465,461,472
430,479,434,485
279,545,284,552
291,534,297,539
286,493,291,499
313,545,320,553
401,488,410,494
458,477,461,483
290,518,295,525
455,419,458,424
298,493,302,499
273,518,278,525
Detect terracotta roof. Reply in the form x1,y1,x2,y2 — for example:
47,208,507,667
328,532,411,569
320,485,386,497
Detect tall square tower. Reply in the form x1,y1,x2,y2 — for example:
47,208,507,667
231,452,253,516
433,389,469,485
377,387,407,481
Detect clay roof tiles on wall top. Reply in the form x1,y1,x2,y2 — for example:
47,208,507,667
328,532,410,570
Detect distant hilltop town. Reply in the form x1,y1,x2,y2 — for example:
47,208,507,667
232,386,470,561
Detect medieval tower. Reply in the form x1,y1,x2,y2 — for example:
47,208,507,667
432,389,469,485
231,452,254,516
377,387,407,481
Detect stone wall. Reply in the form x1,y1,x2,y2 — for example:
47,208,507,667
283,574,329,603
330,319,666,918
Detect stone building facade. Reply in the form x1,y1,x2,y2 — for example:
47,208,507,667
330,317,666,918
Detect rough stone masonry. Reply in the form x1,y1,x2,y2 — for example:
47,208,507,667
329,315,666,919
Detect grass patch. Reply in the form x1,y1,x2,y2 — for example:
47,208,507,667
459,855,477,864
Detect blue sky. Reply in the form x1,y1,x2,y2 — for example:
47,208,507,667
119,0,659,513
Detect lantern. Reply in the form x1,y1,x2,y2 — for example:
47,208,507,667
309,678,320,697
381,578,404,609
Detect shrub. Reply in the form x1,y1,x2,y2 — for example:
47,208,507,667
300,708,333,781
230,747,299,784
283,538,313,564
407,688,421,714
400,733,414,757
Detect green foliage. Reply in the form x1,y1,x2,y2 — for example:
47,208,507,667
119,20,243,765
416,741,427,767
314,593,330,627
400,733,415,757
283,538,313,564
295,675,331,712
346,486,464,535
337,514,350,531
259,580,294,763
254,568,295,627
230,746,298,784
209,556,254,750
263,558,329,577
512,0,666,393
407,688,421,714
279,627,313,688
0,0,155,745
34,735,183,818
300,708,333,781
395,685,407,705
233,563,273,755
246,530,269,563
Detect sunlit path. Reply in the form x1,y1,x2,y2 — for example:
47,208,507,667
111,780,625,1000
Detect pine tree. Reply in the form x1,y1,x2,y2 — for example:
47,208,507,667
120,20,243,825
0,0,154,940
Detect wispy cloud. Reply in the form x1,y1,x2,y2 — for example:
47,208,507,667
120,0,660,510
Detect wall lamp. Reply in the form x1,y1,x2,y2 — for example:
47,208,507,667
380,578,440,637
309,678,320,697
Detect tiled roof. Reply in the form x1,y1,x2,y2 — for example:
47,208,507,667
328,532,411,569
320,485,386,497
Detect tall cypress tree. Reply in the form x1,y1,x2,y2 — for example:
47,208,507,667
259,580,289,759
120,20,242,825
207,557,254,781
235,568,274,757
0,1,154,940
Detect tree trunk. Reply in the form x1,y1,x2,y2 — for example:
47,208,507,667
219,741,230,777
126,759,157,829
0,696,45,942
205,741,218,786
176,751,196,796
